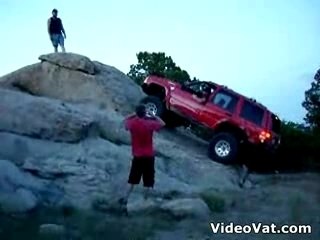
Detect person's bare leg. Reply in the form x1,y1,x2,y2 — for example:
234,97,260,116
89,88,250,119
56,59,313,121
239,164,250,187
119,184,134,205
60,36,66,53
54,46,58,53
124,184,134,201
143,187,152,200
117,184,134,216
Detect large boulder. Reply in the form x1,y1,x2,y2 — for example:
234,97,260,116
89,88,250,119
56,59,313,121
126,196,211,219
0,53,239,218
39,53,95,74
0,160,63,213
0,188,38,214
0,129,238,212
160,198,210,219
39,224,66,237
0,53,144,115
0,88,95,143
0,93,238,211
0,136,30,166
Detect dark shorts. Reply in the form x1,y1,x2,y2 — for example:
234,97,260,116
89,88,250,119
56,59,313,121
50,34,64,47
128,156,155,187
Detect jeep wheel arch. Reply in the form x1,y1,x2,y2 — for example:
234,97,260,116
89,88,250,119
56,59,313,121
142,83,167,100
213,122,248,143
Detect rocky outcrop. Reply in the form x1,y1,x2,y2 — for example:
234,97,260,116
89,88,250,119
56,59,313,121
0,160,63,213
0,129,236,210
39,224,66,236
0,53,238,217
160,198,210,218
39,53,95,75
0,53,144,115
0,89,95,143
0,93,237,214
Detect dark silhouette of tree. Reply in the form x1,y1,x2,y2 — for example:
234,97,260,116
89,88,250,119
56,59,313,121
127,52,195,85
302,68,320,131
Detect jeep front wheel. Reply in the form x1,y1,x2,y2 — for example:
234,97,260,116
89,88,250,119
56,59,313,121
140,96,165,117
208,132,239,164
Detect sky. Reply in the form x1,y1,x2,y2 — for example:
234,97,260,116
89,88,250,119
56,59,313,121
0,0,319,123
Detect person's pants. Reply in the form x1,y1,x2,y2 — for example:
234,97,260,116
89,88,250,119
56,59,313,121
128,156,155,187
50,34,64,50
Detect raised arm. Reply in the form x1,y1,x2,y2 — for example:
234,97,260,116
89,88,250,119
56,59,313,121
154,116,165,127
146,116,165,132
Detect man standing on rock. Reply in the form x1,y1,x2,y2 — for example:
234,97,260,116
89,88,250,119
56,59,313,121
119,104,165,208
47,9,66,53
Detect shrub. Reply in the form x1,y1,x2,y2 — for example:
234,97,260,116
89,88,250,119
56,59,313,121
275,121,320,172
200,192,226,213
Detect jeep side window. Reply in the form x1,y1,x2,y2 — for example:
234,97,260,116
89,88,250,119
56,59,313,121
240,100,264,126
212,89,239,113
182,82,202,93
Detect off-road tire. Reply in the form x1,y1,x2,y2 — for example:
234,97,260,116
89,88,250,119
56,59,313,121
208,132,239,164
140,96,165,117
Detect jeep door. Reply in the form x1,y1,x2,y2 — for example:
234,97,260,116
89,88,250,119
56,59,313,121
198,88,240,127
168,81,207,120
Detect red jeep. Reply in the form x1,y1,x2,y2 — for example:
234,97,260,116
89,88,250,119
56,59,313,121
140,75,281,164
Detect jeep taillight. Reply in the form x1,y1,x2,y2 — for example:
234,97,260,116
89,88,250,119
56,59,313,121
259,131,271,143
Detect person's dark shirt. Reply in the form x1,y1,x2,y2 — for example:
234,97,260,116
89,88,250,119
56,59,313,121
49,17,63,34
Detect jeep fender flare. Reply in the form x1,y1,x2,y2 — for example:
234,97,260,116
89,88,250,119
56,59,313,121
212,120,248,143
142,83,173,109
142,83,169,100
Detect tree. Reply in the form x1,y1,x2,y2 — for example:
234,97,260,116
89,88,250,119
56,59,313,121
302,68,320,131
127,51,193,85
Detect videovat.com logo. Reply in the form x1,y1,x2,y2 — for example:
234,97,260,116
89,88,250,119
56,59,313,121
210,222,312,235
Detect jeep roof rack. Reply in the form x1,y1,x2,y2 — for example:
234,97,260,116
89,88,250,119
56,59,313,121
248,97,267,109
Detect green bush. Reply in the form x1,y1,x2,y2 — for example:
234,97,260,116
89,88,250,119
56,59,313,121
200,192,226,213
273,121,320,172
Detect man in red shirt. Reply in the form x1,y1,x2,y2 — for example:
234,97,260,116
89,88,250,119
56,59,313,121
119,104,165,207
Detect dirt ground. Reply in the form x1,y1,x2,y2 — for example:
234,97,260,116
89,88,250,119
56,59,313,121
152,128,320,240
151,172,320,240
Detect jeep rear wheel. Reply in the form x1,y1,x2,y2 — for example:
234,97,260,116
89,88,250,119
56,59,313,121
208,132,239,164
140,96,165,117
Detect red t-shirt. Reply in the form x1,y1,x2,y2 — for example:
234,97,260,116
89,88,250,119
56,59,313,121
125,116,164,157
